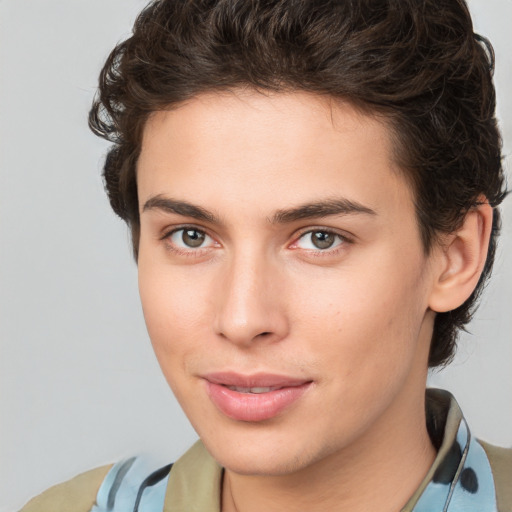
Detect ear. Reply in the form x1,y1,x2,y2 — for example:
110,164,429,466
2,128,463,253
428,200,494,313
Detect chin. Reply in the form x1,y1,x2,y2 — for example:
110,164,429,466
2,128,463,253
200,427,327,477
218,450,308,477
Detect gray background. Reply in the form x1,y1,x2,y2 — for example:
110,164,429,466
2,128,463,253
0,1,510,510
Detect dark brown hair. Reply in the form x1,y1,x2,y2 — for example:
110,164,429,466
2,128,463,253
89,0,507,367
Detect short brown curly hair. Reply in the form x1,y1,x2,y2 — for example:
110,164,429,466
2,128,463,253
89,0,507,367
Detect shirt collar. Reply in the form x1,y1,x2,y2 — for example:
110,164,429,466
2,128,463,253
404,388,497,512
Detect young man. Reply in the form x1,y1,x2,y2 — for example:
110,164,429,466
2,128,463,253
21,0,510,511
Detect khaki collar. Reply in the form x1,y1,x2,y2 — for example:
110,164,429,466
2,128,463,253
164,440,222,512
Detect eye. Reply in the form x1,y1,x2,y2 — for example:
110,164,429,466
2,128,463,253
168,228,215,249
294,230,346,251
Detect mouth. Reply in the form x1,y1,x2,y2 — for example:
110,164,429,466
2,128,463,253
225,385,286,394
203,372,313,422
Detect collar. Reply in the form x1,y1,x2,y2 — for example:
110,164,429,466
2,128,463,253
402,388,497,512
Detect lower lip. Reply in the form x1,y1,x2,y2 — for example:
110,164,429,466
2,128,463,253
205,381,311,422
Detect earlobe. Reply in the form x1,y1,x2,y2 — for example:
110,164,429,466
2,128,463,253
428,200,493,313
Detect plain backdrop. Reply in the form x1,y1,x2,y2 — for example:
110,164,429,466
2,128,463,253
0,1,510,511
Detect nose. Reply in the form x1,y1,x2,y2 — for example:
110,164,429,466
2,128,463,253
213,250,289,347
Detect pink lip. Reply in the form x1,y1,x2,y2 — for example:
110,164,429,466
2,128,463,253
203,372,312,422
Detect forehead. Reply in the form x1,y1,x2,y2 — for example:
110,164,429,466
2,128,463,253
137,90,413,221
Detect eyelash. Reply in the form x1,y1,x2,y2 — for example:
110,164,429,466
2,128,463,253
290,228,352,256
161,226,218,257
160,226,353,257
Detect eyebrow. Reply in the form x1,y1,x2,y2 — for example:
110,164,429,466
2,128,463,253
270,198,377,224
142,195,376,225
142,196,220,224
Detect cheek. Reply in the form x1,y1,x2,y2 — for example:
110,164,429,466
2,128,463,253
138,260,211,367
290,250,429,376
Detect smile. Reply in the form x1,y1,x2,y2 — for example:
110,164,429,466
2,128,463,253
203,373,312,422
226,386,282,393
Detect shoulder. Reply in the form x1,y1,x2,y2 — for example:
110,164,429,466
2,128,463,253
480,440,512,512
92,456,173,512
18,443,220,512
19,456,173,512
19,465,112,512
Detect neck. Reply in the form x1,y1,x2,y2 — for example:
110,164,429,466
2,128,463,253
222,385,436,512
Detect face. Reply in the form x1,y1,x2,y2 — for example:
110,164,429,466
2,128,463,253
137,91,438,476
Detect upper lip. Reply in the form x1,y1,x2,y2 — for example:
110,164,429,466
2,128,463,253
203,372,311,388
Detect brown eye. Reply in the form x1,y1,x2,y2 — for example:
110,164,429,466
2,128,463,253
169,228,212,249
311,231,335,249
182,229,205,247
294,230,345,251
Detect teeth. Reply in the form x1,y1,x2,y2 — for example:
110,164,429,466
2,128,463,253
227,386,279,394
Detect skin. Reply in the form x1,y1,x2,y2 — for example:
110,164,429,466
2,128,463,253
136,90,490,512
